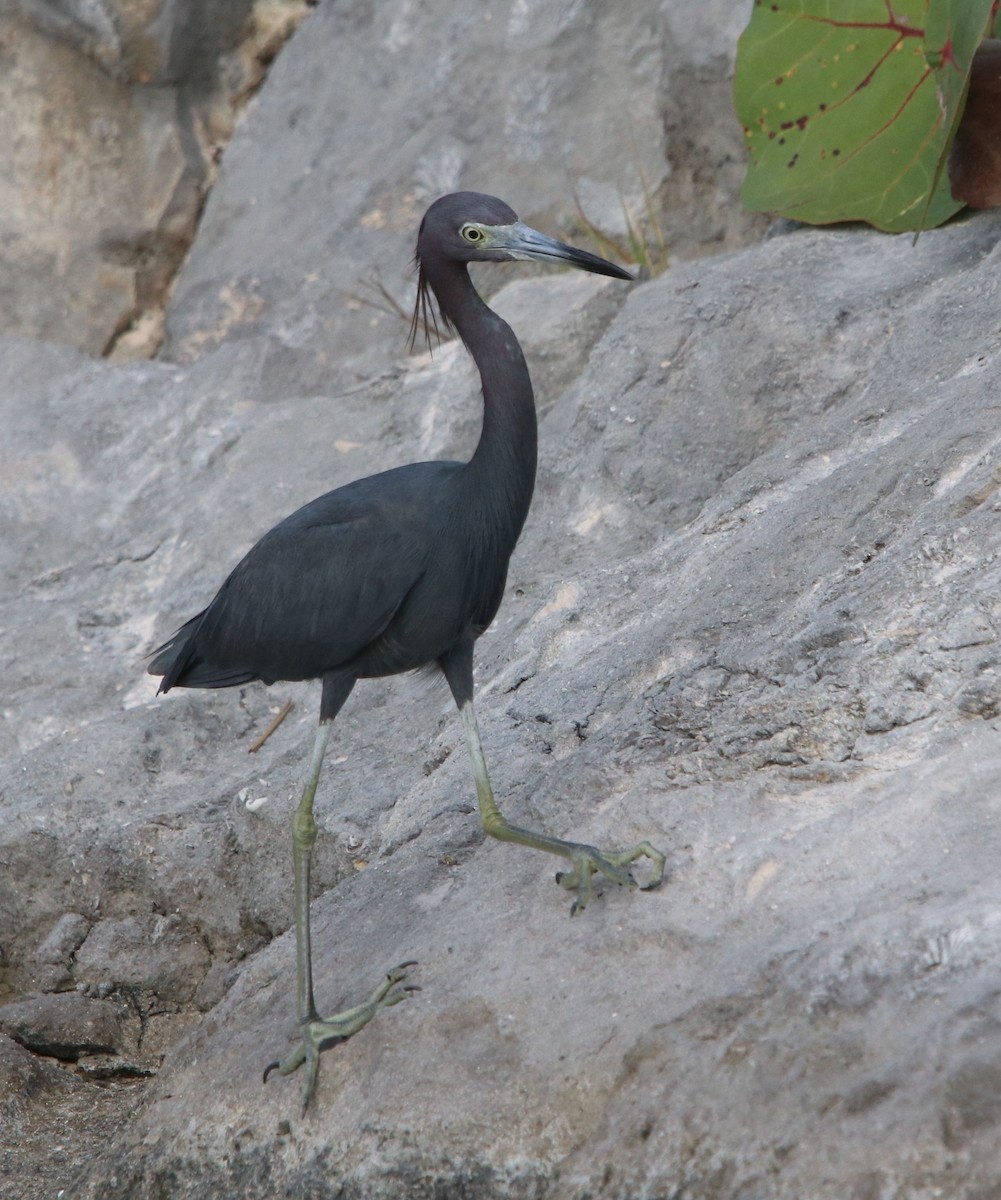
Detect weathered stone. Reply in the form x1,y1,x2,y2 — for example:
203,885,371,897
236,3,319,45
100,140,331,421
0,1031,73,1118
12,0,286,87
2,208,1001,1196
0,0,758,361
0,991,127,1060
0,1031,141,1197
161,0,763,379
26,912,92,991
71,914,209,1007
5,0,1001,1196
0,1,313,358
0,12,194,353
33,913,91,967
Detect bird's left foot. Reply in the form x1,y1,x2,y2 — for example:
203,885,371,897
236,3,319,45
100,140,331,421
263,961,418,1112
555,840,665,916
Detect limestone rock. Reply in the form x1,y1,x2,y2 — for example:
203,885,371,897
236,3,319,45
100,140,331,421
0,1,313,357
161,0,761,377
0,13,192,353
4,0,1001,1197
4,210,1001,1196
0,991,127,1060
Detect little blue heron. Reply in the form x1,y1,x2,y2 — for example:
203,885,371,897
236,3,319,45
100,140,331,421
149,192,665,1109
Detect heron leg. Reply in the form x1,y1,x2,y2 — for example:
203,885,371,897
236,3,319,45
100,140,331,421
263,713,417,1112
456,697,666,916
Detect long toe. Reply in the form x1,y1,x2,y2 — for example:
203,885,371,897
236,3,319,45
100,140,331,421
554,841,666,915
620,840,667,891
264,962,419,1111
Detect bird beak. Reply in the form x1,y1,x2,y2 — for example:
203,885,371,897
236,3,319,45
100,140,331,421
491,221,634,281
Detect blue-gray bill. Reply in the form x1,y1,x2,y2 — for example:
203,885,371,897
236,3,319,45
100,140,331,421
494,220,634,280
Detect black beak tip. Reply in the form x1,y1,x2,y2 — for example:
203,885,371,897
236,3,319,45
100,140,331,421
577,254,635,282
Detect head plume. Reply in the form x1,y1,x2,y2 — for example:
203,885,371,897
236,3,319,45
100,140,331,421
408,237,452,354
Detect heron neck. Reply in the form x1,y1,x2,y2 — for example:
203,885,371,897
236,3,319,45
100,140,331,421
431,261,538,534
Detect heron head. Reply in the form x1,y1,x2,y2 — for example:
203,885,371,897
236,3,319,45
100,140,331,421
417,191,633,276
411,192,632,349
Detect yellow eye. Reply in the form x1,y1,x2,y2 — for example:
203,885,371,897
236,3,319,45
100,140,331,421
461,225,484,242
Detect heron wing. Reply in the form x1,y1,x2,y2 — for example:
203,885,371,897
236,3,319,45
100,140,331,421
150,464,457,689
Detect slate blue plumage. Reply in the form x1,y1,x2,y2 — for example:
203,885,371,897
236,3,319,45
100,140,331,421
150,193,663,1110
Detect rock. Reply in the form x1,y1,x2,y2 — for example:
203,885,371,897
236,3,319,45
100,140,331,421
0,0,755,361
29,912,91,992
0,1031,144,1199
0,12,193,354
5,0,1001,1197
73,915,212,1008
3,208,1000,1197
0,1,313,357
17,0,256,85
34,914,91,967
161,0,762,378
0,991,127,1060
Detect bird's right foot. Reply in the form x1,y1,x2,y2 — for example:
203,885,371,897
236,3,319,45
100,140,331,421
263,961,418,1113
554,839,666,916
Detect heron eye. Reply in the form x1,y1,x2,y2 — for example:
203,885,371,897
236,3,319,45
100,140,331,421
461,225,484,243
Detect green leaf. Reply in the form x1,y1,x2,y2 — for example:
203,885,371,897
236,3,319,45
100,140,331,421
735,0,995,232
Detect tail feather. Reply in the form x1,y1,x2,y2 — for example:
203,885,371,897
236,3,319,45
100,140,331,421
148,610,259,693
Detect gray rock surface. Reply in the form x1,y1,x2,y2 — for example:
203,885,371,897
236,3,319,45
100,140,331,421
0,0,312,357
4,1,1001,1198
12,0,255,84
162,0,759,376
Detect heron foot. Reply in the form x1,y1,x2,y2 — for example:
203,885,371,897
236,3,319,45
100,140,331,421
263,961,419,1112
555,840,666,916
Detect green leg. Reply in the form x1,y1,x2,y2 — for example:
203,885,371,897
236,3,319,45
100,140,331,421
458,701,666,915
263,720,417,1112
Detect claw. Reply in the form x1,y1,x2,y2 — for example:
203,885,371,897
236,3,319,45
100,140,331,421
264,961,419,1111
553,840,666,915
